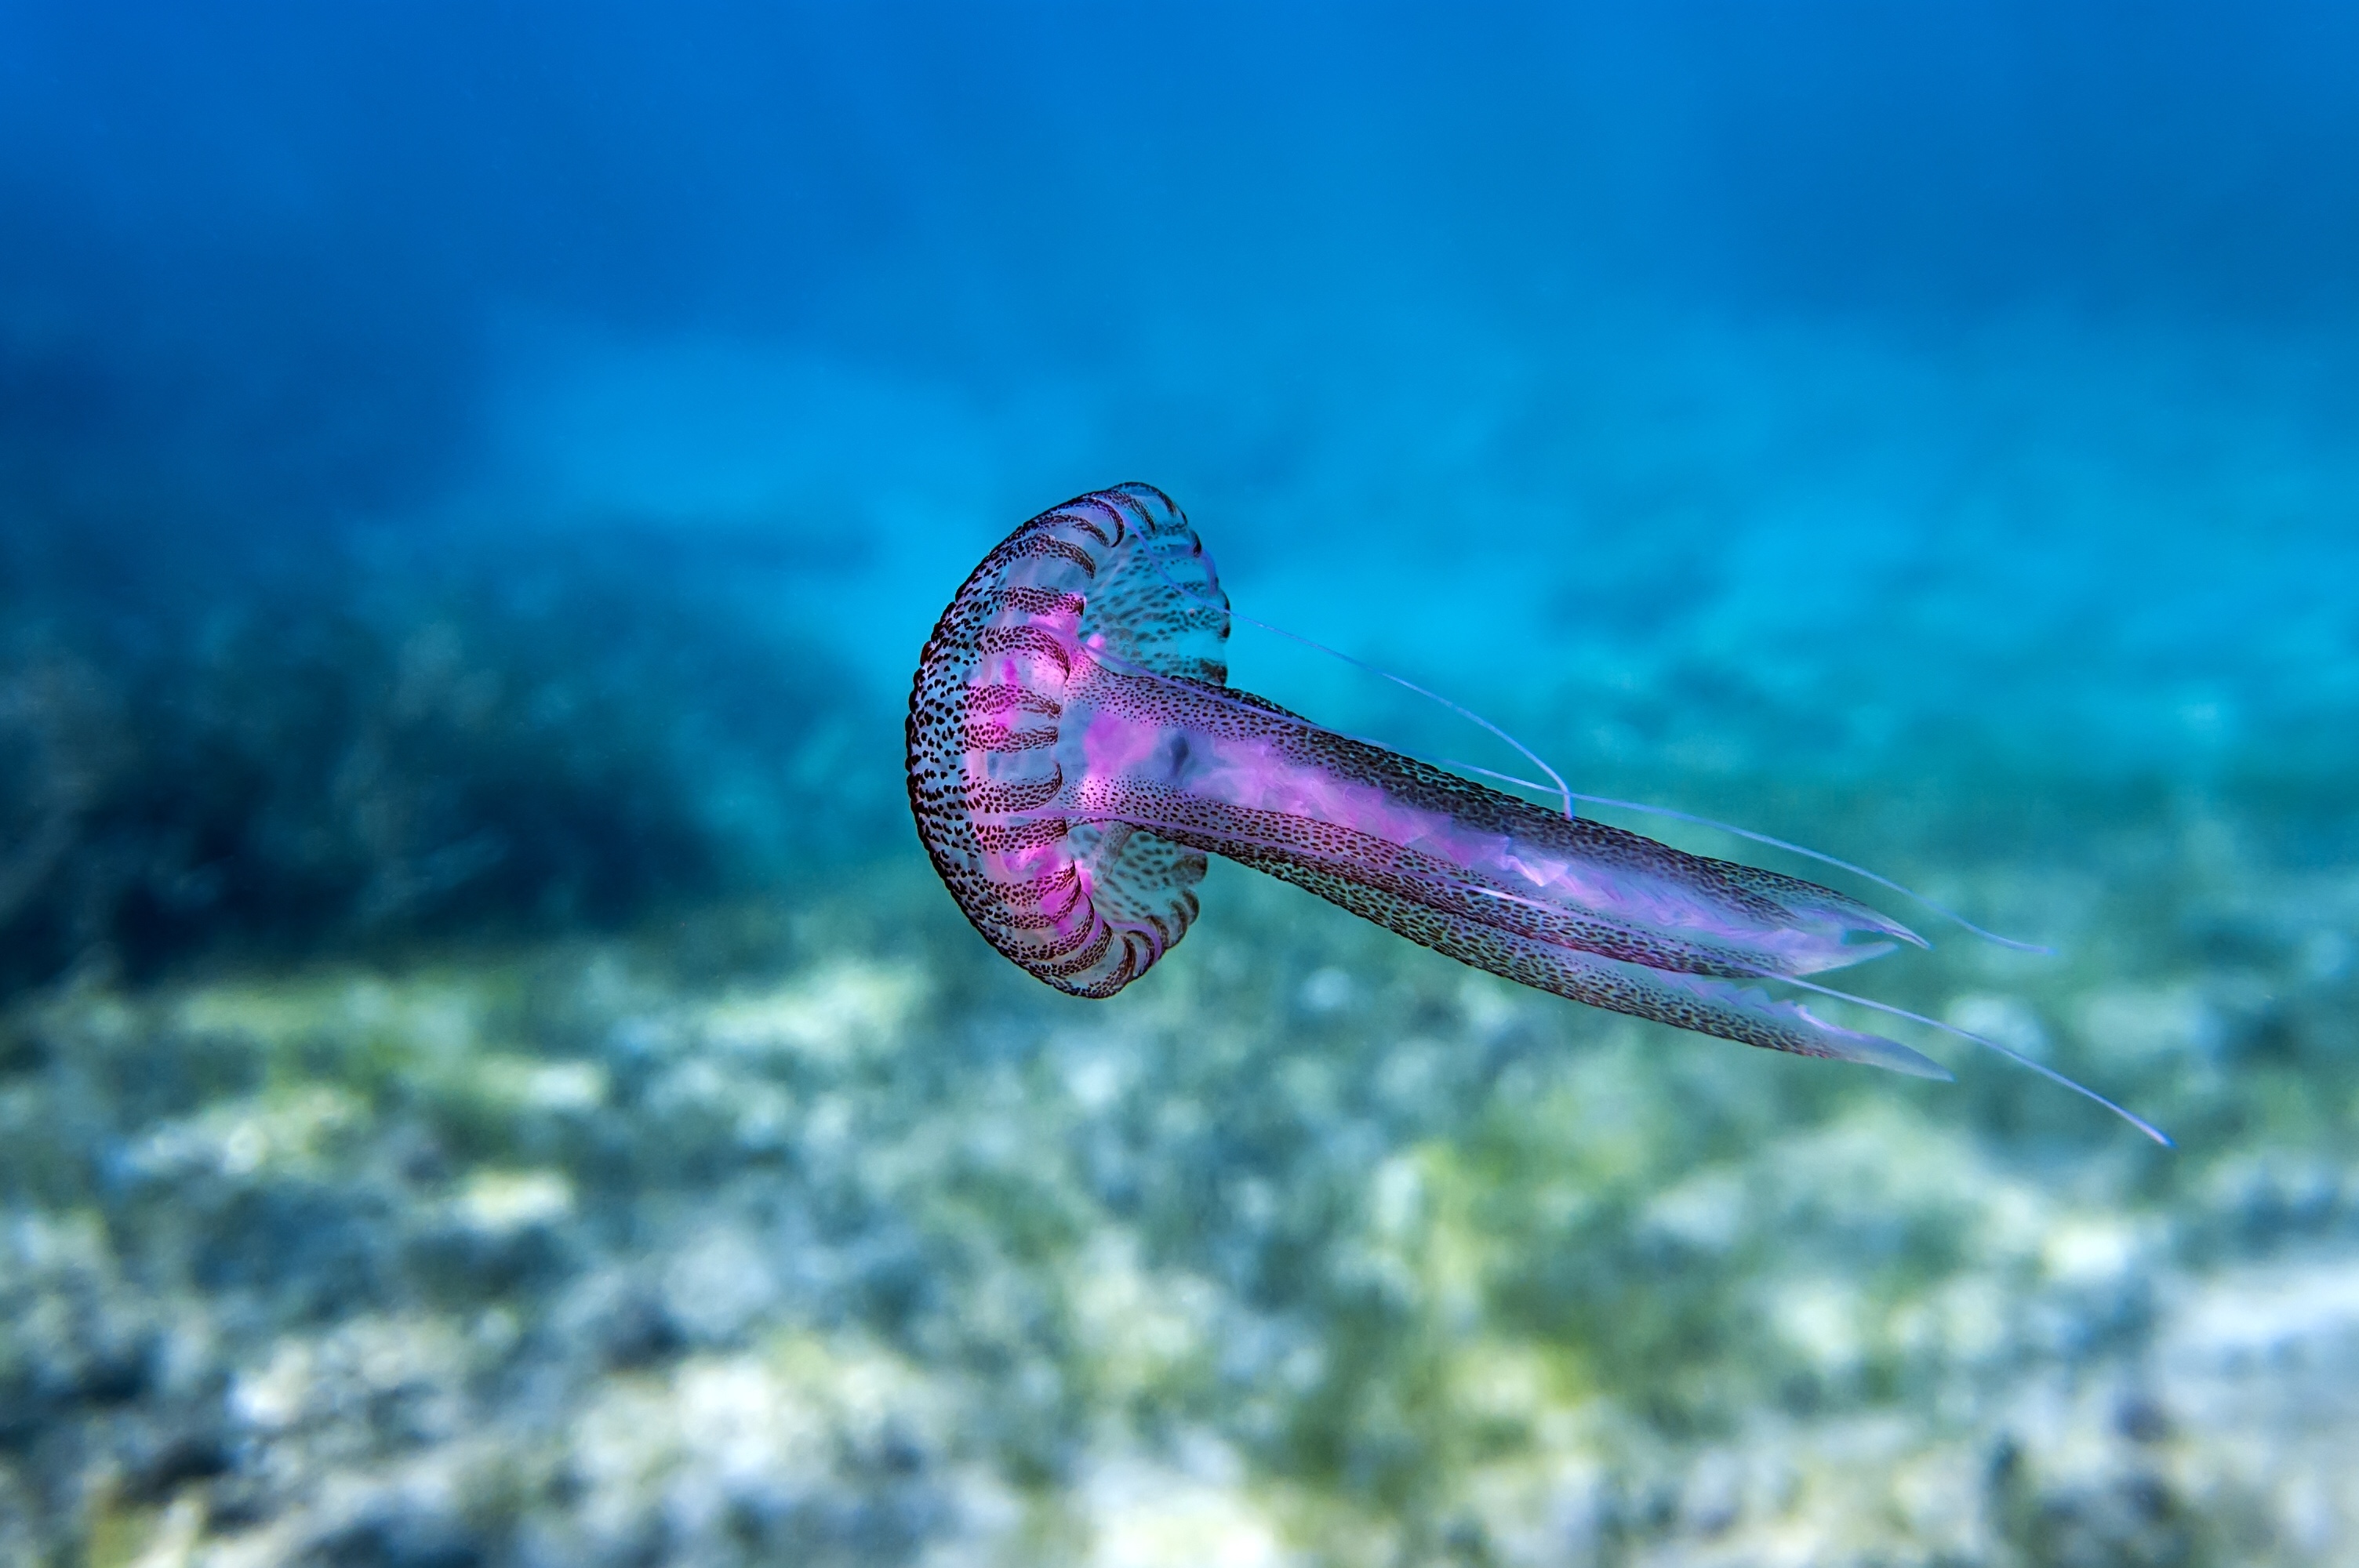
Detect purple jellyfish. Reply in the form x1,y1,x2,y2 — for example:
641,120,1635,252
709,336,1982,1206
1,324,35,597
907,485,2164,1141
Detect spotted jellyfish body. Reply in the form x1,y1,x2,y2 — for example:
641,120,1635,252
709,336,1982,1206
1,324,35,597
907,483,1965,1080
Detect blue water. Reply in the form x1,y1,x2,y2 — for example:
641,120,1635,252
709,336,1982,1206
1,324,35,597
10,3,2356,779
6,5,2359,1563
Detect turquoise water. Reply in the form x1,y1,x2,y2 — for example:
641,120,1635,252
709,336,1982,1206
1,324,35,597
4,5,2357,1564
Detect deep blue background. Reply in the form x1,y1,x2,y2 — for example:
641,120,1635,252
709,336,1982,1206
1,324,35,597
6,1,2357,799
12,2,2359,515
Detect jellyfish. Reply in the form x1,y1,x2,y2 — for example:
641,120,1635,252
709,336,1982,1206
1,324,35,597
907,484,2165,1142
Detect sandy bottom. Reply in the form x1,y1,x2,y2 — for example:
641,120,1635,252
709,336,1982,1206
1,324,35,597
5,765,2355,1568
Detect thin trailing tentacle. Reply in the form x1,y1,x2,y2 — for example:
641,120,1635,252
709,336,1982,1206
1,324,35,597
1765,971,2173,1147
1455,882,2169,1146
1225,608,1578,820
1134,542,1577,817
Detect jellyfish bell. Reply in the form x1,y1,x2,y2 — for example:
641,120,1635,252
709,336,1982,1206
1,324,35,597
908,485,2170,1144
907,483,1227,996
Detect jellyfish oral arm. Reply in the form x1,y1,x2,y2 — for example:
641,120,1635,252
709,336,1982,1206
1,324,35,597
1027,652,1916,986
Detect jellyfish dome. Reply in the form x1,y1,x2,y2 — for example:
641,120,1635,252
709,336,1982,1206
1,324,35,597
907,484,1229,996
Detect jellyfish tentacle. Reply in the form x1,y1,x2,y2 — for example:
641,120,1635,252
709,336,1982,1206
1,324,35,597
1235,846,1950,1078
1450,880,2165,1142
1738,971,2175,1147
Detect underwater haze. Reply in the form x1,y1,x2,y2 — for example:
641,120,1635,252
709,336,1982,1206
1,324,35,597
5,3,2359,1564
